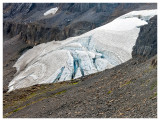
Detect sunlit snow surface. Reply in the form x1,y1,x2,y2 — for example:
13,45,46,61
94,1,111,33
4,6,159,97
8,10,157,92
44,7,58,16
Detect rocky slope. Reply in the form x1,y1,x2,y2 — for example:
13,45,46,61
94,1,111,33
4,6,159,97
3,54,157,118
3,8,157,118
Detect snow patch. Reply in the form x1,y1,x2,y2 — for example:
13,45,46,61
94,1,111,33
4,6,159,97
44,7,58,16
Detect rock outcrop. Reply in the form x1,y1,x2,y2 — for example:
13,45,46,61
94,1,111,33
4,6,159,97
132,15,157,59
3,3,157,45
3,21,95,46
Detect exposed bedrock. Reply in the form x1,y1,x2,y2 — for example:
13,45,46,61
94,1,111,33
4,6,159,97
3,3,157,46
3,21,95,46
132,15,157,59
4,3,156,22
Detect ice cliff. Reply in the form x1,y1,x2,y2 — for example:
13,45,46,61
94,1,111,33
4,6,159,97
8,9,157,92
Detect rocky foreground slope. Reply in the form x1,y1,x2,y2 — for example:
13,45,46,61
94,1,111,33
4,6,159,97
3,13,157,118
3,54,157,118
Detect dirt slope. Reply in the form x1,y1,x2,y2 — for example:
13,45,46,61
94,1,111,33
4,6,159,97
3,55,157,118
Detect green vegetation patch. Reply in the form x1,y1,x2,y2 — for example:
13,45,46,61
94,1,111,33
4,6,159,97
120,80,132,88
71,82,79,85
144,65,154,73
4,82,70,118
4,89,67,118
13,109,19,112
107,90,112,94
54,90,67,95
149,92,157,99
150,81,157,90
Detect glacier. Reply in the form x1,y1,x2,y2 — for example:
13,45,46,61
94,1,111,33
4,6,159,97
8,9,157,92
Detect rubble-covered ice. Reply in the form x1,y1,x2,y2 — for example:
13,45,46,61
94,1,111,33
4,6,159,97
8,9,157,92
44,7,58,16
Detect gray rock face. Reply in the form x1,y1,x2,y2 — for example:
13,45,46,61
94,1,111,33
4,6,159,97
132,16,157,59
3,3,157,45
3,3,157,23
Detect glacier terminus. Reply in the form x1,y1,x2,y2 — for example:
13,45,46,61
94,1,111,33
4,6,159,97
8,9,157,92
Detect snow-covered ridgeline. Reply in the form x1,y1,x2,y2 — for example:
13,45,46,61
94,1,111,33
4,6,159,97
8,9,157,92
44,7,58,16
